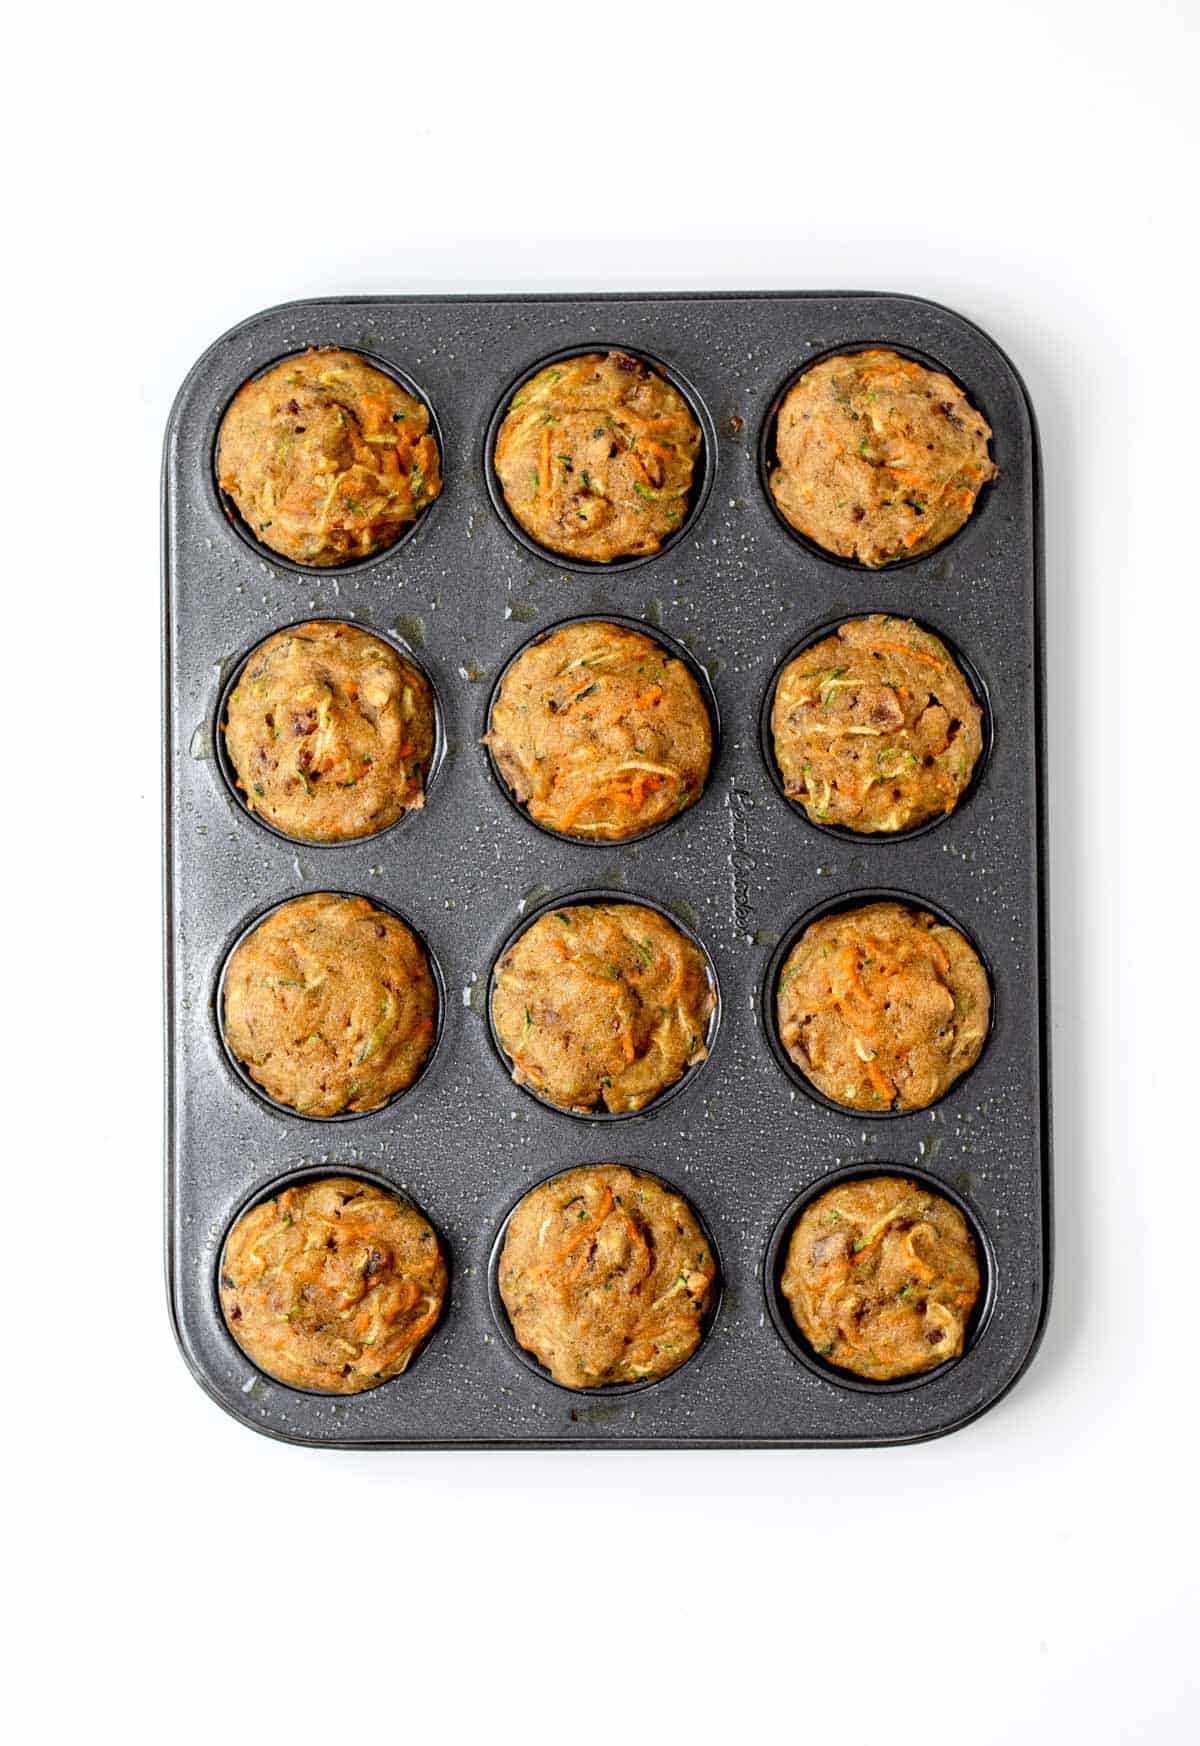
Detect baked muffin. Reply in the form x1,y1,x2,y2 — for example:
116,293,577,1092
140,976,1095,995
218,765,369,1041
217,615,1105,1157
493,351,701,561
498,1165,716,1387
222,894,437,1116
220,1177,446,1393
491,901,714,1114
771,615,983,832
486,620,712,841
776,901,989,1111
781,1175,980,1381
223,621,436,842
769,349,996,566
217,347,440,566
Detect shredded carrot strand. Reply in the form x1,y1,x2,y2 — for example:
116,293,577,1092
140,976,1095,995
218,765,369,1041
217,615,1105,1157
557,1188,616,1279
868,640,946,673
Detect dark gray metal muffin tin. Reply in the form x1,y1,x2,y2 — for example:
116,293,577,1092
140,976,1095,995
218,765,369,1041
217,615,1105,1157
163,292,1050,1448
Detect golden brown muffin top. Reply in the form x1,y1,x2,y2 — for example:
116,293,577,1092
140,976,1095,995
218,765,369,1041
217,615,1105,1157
781,1175,980,1381
222,893,437,1117
217,347,440,567
493,351,701,562
223,621,435,843
492,902,714,1115
486,620,712,841
777,901,989,1111
220,1177,446,1393
769,349,995,566
498,1165,716,1388
771,615,983,833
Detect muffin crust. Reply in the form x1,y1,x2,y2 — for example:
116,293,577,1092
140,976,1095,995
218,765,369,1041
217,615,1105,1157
486,620,712,840
771,615,983,832
498,1165,716,1388
492,901,714,1114
222,894,437,1116
781,1175,980,1381
776,901,989,1111
217,347,440,566
494,351,701,561
769,349,995,565
220,1177,446,1393
224,621,435,842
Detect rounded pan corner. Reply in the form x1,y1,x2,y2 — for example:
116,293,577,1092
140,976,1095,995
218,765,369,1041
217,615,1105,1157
164,1267,400,1451
901,1284,1053,1447
162,1264,306,1446
872,289,1040,448
163,294,400,458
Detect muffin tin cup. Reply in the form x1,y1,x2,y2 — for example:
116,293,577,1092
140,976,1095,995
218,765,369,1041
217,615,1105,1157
210,344,446,577
214,890,447,1125
166,291,1050,1448
762,1161,998,1396
485,885,722,1124
483,342,718,575
486,1163,725,1398
215,1162,451,1398
758,611,994,846
482,611,723,851
214,617,447,849
762,885,997,1119
757,337,999,574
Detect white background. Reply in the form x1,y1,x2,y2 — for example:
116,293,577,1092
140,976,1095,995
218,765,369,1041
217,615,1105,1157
6,1,1196,1739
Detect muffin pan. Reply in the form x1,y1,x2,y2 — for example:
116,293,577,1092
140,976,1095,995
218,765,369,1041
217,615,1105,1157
163,291,1050,1446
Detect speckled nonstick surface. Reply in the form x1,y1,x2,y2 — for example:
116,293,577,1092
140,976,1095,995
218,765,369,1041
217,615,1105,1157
163,292,1050,1447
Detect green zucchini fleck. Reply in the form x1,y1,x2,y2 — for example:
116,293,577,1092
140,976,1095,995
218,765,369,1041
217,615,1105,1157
355,990,397,1066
